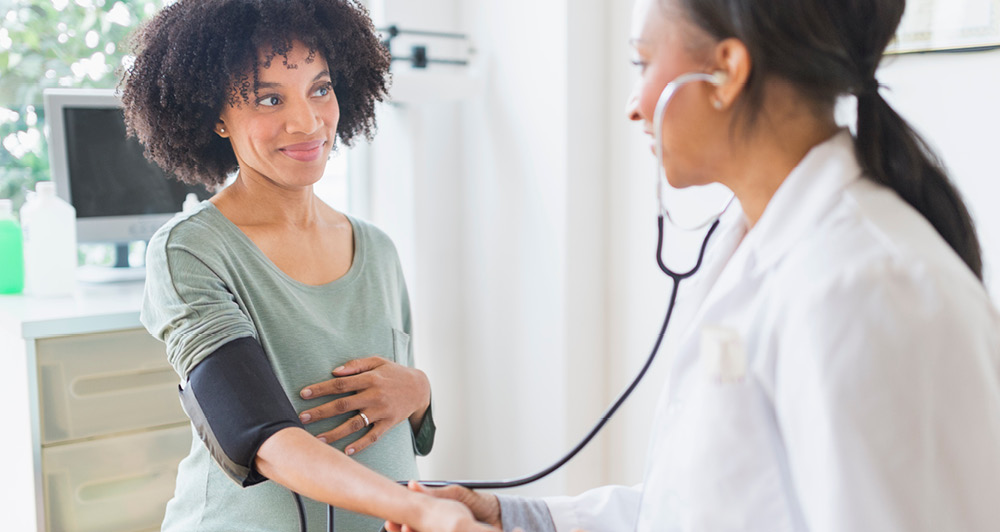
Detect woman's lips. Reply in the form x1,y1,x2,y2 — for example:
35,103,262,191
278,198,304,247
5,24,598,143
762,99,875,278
280,140,325,162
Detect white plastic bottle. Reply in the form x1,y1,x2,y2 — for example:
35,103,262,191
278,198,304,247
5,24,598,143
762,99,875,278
182,192,200,213
20,181,77,297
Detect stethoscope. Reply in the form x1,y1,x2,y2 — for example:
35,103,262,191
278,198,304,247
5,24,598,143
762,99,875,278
296,71,735,532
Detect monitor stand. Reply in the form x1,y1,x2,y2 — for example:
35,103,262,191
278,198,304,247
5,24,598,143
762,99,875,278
77,243,147,284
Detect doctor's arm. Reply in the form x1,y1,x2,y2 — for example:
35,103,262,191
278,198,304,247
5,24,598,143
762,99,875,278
393,481,642,532
775,265,1000,532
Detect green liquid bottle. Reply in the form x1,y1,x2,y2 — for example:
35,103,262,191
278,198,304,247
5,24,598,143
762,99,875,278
0,198,25,294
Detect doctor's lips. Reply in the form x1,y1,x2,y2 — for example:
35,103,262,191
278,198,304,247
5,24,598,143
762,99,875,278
279,139,326,162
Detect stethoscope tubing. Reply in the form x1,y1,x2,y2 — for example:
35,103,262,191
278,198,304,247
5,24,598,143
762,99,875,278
412,214,721,492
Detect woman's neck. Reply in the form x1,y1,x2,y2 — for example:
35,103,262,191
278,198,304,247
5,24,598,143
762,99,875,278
211,172,325,229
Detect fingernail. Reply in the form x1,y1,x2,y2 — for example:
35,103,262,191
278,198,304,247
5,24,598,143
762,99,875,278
346,447,355,456
301,388,313,398
299,413,311,423
317,436,327,444
333,366,345,373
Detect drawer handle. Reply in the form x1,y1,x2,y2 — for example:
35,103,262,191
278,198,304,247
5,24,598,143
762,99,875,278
72,368,178,397
78,470,173,502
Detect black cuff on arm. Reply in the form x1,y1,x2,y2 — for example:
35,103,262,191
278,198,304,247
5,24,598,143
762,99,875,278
179,336,304,487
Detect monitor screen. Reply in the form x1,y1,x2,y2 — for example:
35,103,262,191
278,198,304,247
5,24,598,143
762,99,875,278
44,88,211,244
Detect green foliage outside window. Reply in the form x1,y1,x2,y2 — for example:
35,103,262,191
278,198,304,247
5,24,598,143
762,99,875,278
0,0,172,213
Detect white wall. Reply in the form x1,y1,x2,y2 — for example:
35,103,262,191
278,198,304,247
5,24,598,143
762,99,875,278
368,0,615,498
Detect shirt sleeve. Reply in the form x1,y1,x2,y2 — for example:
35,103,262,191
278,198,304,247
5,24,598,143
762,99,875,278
141,227,258,379
541,484,643,532
411,400,436,456
775,260,1000,532
496,494,557,532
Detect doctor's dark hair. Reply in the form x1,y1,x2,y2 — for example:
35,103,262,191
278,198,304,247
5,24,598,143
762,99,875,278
666,0,983,279
119,0,390,187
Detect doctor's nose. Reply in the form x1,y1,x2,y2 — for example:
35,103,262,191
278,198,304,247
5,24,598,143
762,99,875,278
625,89,642,122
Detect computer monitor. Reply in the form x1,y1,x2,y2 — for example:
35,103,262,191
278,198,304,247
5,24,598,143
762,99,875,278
44,88,212,281
44,88,211,246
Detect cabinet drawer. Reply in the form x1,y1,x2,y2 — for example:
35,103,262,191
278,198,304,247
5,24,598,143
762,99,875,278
36,328,186,444
43,424,191,532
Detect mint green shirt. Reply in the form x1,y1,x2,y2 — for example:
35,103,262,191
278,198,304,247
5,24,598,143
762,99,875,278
141,202,434,531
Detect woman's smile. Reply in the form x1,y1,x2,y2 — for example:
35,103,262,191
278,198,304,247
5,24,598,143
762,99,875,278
280,139,326,162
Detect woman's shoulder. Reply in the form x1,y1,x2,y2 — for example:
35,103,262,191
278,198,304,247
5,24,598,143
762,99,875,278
347,213,401,259
147,202,233,266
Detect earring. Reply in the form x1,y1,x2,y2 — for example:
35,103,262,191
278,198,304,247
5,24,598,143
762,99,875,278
712,99,723,110
220,127,226,133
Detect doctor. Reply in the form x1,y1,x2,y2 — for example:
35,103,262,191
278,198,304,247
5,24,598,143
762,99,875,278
391,0,1000,530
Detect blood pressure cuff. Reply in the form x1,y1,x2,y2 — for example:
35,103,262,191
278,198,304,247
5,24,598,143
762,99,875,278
178,336,304,487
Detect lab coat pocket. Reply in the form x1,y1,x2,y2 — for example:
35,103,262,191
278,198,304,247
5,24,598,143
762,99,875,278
700,325,747,383
392,328,411,366
692,325,761,483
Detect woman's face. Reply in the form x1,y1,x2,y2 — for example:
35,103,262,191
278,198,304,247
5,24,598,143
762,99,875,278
626,0,728,189
217,41,339,190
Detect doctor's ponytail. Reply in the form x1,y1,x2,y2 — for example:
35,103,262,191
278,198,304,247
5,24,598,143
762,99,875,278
854,83,982,279
671,0,983,279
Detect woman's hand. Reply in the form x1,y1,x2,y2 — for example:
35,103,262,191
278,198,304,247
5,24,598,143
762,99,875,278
299,356,431,455
385,482,502,532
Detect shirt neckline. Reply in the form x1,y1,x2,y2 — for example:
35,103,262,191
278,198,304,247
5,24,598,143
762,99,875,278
200,201,366,290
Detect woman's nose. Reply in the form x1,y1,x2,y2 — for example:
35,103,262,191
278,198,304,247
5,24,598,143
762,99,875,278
286,98,320,134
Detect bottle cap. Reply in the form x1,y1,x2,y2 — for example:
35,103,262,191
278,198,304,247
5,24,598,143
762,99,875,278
36,181,57,197
183,193,200,213
0,199,11,217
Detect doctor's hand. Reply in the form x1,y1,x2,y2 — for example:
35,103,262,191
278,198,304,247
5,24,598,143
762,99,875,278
298,356,431,455
398,481,502,529
385,482,502,532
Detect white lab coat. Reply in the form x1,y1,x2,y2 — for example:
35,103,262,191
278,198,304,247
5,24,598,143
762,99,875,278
544,131,1000,532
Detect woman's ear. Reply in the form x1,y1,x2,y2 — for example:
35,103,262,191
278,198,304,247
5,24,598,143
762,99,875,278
710,38,751,110
215,120,229,138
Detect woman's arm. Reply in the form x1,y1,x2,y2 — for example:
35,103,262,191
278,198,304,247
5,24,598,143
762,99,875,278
182,337,493,531
255,428,486,530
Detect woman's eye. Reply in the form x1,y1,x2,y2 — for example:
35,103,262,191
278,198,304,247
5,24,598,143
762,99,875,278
313,84,332,97
631,59,648,72
257,95,281,107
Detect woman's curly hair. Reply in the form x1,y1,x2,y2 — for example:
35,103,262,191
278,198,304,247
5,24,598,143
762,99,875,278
119,0,390,187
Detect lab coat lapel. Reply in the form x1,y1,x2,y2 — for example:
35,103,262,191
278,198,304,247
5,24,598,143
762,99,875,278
748,130,862,277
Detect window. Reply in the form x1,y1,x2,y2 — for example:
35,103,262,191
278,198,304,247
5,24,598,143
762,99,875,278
0,0,176,211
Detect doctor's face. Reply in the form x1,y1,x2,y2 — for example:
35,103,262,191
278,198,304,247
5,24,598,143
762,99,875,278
216,41,340,191
625,0,729,189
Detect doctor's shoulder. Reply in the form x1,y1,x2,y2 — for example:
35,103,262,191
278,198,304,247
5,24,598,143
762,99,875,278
769,180,993,341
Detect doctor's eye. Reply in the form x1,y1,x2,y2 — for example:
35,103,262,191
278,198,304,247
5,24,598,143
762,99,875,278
630,59,648,73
